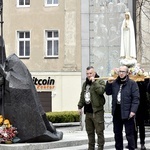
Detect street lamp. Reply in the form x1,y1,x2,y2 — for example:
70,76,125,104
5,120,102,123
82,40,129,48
0,0,3,38
0,0,5,118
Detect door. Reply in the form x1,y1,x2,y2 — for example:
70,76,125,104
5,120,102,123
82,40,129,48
38,92,52,112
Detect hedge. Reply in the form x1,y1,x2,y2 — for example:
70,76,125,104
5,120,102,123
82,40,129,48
46,111,80,123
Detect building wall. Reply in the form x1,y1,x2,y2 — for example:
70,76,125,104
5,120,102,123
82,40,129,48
3,0,81,72
3,0,81,112
32,71,81,111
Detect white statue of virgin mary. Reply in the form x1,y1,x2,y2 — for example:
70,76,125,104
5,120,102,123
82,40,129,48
120,11,137,67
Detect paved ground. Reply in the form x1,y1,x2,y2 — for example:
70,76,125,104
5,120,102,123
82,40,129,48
0,113,150,150
50,123,150,150
49,137,150,150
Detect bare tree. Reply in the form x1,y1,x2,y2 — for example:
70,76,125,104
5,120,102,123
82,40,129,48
136,0,150,64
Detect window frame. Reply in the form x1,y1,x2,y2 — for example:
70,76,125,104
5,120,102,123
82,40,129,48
17,31,30,58
17,0,30,8
45,0,59,7
45,30,59,58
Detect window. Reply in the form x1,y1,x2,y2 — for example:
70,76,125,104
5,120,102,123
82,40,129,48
17,0,30,7
45,30,59,57
45,0,58,6
17,31,30,57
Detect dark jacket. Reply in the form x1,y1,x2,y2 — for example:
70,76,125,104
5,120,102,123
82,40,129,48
78,78,106,113
136,81,149,121
105,76,139,119
147,80,150,94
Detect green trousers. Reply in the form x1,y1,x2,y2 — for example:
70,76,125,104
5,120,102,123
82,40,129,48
85,111,105,150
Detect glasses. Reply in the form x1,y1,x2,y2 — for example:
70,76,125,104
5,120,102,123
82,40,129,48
119,71,127,74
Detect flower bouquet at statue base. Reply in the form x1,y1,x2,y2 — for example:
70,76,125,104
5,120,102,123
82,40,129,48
128,64,147,81
110,64,149,82
0,115,20,144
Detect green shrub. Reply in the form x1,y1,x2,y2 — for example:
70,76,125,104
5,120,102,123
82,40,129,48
46,111,80,123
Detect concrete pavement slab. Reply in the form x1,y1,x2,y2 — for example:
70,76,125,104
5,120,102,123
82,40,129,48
0,113,149,150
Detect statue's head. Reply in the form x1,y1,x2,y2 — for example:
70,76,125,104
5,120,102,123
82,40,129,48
125,12,130,20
